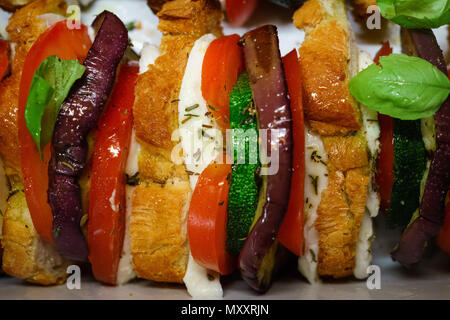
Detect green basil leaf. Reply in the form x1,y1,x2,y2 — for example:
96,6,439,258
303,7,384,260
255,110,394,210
24,55,86,157
24,75,54,157
349,54,450,120
377,0,450,29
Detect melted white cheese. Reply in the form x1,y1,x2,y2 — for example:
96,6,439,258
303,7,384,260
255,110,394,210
178,34,223,299
117,43,159,284
353,50,381,279
298,128,328,284
37,14,66,28
139,43,160,74
354,209,374,279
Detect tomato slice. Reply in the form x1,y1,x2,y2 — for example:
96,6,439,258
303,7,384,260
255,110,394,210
225,0,259,27
436,191,450,254
88,62,138,285
18,21,92,243
201,34,244,130
374,42,394,212
277,49,305,256
187,158,236,275
0,39,9,80
374,41,392,65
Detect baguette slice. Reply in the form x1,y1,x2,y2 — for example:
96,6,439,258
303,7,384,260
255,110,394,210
130,0,222,283
294,0,379,280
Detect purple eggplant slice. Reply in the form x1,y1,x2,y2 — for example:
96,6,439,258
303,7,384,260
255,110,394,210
391,28,450,266
238,25,293,293
47,11,128,261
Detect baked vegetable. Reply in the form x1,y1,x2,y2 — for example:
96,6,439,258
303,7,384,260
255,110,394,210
238,25,293,292
226,72,261,255
88,62,138,284
48,11,128,261
391,28,450,266
387,119,427,228
18,20,92,244
277,48,305,257
187,158,236,275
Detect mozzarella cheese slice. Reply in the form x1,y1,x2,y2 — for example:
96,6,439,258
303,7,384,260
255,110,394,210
353,50,380,279
177,34,223,299
298,128,328,284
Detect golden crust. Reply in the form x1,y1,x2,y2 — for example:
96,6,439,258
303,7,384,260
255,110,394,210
295,0,372,278
315,169,369,278
130,179,190,283
322,133,368,172
293,0,324,30
2,178,68,285
298,18,360,134
130,0,222,283
0,0,66,172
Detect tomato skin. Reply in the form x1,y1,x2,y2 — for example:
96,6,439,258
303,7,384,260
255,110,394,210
436,192,450,254
0,39,9,80
187,159,236,275
18,21,92,243
225,0,259,27
374,41,392,65
374,42,394,212
277,49,305,256
87,63,138,285
201,34,244,130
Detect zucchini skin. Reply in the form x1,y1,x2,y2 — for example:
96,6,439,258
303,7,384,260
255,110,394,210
226,72,260,255
388,119,427,229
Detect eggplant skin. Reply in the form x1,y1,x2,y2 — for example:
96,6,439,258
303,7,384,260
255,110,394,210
238,25,293,293
48,11,128,261
391,29,450,266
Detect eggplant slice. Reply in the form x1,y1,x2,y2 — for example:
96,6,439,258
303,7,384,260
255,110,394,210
391,28,450,266
238,25,293,292
47,11,128,261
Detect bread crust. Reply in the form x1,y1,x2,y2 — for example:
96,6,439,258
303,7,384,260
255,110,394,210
295,0,371,278
130,0,222,283
0,0,69,285
2,177,69,285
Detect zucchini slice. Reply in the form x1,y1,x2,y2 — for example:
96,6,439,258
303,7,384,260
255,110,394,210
226,72,261,255
388,119,427,229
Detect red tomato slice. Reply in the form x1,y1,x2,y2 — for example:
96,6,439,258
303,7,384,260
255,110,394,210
225,0,259,27
87,62,138,285
0,39,9,79
374,41,392,65
187,158,236,275
201,34,244,130
374,42,394,211
436,191,450,254
277,49,305,256
18,21,92,243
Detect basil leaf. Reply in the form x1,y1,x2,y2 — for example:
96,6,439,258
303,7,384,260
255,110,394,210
378,0,450,29
24,75,54,156
24,55,85,157
349,54,450,120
